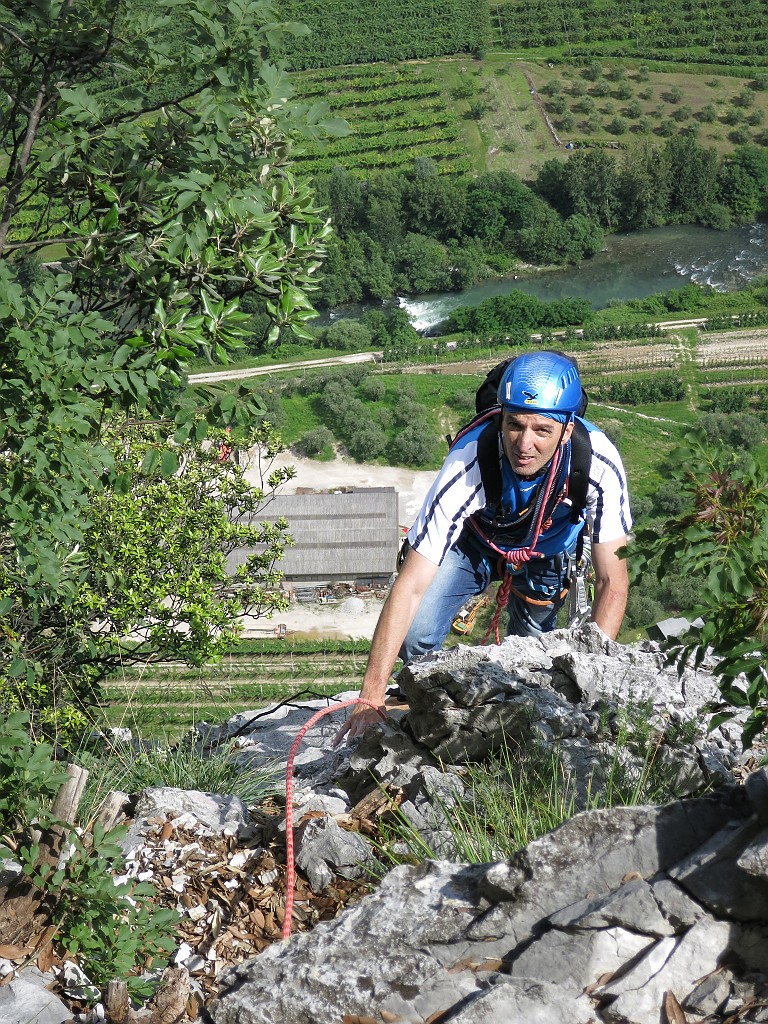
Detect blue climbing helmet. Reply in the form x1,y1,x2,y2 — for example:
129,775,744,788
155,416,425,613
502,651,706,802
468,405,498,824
496,351,583,421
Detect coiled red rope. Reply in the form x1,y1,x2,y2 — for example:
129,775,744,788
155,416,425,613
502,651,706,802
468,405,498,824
281,698,387,941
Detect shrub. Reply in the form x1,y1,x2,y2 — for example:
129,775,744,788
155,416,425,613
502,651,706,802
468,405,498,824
296,425,336,457
323,319,374,351
0,713,177,998
631,433,768,746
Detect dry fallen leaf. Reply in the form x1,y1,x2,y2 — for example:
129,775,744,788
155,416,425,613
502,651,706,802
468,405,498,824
447,957,504,974
663,990,688,1024
585,971,616,994
0,943,34,960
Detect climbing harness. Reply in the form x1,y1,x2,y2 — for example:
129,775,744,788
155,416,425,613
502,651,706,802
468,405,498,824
478,440,568,646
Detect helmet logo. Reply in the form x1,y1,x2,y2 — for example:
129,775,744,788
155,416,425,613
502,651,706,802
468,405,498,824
522,389,538,405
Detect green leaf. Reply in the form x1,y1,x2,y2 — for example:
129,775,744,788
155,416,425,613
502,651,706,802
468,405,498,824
141,449,162,476
160,450,179,477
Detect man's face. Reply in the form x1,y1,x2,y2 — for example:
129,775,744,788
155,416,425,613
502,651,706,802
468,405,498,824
500,409,573,478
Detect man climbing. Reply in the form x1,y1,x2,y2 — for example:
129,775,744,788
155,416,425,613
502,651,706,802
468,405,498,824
335,350,632,744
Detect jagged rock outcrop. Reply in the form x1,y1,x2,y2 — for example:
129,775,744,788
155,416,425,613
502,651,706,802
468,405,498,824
207,778,768,1024
199,626,768,1024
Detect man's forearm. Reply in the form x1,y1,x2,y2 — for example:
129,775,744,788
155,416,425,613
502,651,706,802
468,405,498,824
591,577,628,639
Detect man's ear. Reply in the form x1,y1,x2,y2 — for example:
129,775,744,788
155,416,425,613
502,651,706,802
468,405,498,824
560,421,575,445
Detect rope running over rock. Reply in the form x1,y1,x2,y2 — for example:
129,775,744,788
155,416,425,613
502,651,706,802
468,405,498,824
282,698,387,941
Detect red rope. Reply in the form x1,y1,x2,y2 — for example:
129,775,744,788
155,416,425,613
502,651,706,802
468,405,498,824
481,573,513,645
281,698,387,941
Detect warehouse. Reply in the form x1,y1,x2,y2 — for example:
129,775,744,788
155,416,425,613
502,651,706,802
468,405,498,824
226,487,400,588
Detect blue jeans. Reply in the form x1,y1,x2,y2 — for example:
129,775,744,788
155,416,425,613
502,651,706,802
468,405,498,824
400,529,572,663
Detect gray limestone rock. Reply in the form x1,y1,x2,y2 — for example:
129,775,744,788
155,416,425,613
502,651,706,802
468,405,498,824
200,633,765,1024
597,917,731,1024
648,878,706,931
683,970,733,1016
209,859,492,1024
746,767,768,825
130,786,248,836
0,970,71,1024
670,817,768,921
507,925,653,990
446,977,598,1024
346,719,438,794
294,815,373,892
209,789,756,1024
548,878,674,936
397,766,468,858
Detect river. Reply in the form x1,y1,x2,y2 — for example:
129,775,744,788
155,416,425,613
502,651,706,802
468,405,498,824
323,222,768,334
403,222,768,332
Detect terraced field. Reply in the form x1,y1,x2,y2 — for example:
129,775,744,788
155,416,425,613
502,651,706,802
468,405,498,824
294,63,472,176
103,648,368,739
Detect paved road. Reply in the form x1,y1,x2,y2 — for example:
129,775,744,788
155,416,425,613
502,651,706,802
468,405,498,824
187,351,381,384
185,317,723,386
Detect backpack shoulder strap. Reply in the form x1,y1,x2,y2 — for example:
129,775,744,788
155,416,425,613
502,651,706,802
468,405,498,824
448,407,504,507
475,412,503,508
568,419,592,523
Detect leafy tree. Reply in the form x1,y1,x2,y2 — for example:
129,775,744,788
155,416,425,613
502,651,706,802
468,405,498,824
717,161,763,223
346,420,387,461
0,0,336,727
363,174,406,252
393,423,436,466
394,233,452,294
315,165,365,237
607,116,628,135
464,171,536,242
618,141,670,229
322,319,374,352
725,145,768,214
582,60,604,82
698,103,718,123
699,412,765,451
630,432,768,747
296,425,335,457
562,150,621,229
3,423,294,739
401,159,466,241
363,307,419,348
663,135,719,221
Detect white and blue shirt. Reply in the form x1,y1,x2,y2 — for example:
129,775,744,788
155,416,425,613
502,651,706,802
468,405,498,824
408,417,632,566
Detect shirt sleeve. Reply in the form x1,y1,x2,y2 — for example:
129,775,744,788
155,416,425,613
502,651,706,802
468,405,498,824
407,438,486,566
585,428,633,544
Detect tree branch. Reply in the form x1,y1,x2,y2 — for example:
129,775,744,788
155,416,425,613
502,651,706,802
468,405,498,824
100,74,218,128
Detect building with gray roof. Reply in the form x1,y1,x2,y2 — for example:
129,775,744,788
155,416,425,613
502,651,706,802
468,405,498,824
227,487,400,586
